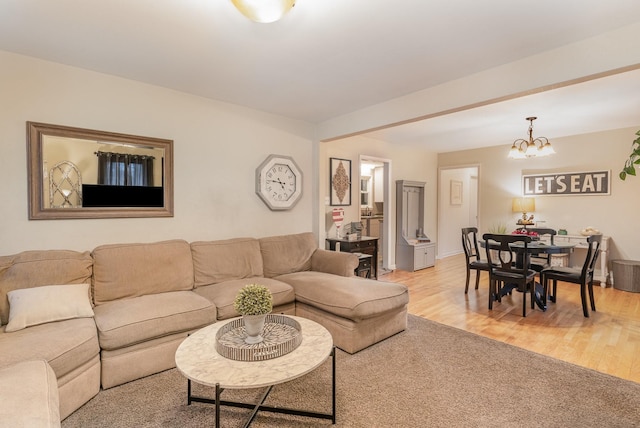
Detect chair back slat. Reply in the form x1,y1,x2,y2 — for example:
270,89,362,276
528,228,556,245
461,227,481,261
582,234,602,280
482,233,532,276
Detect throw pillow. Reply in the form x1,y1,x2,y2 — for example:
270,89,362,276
5,284,94,332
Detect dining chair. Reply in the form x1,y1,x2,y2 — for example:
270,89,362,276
461,227,493,294
541,234,602,317
482,233,538,317
527,228,557,273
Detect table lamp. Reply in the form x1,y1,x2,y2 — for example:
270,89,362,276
512,197,535,224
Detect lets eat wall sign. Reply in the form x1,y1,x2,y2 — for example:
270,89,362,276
522,170,610,196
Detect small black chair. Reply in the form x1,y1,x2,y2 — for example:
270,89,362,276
483,233,538,317
541,234,602,317
461,227,493,294
527,228,557,273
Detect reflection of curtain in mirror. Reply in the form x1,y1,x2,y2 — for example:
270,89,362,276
96,151,154,186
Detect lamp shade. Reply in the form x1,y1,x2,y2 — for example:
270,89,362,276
231,0,296,23
512,197,535,213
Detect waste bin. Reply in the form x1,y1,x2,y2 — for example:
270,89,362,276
612,260,640,292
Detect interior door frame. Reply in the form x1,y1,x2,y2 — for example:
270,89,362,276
359,155,393,270
437,164,480,259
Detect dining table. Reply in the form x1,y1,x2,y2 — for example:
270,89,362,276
479,238,577,310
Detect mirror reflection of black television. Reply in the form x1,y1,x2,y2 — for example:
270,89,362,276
82,184,163,207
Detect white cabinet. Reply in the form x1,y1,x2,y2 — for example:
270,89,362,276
360,176,371,207
374,167,384,203
395,180,435,272
413,242,436,270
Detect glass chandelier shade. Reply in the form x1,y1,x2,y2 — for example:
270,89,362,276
231,0,296,23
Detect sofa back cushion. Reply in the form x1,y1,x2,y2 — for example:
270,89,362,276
0,250,93,326
92,240,193,305
259,232,317,278
191,238,263,287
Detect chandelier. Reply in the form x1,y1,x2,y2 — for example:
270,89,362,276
231,0,296,23
508,117,555,159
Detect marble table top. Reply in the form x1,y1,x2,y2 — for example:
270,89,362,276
175,316,333,389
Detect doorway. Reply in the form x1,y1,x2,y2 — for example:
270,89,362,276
360,155,392,272
437,165,480,258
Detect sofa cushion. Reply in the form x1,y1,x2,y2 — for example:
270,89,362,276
259,232,317,278
93,291,216,350
5,284,94,332
194,278,296,320
191,238,263,287
92,240,194,305
0,360,60,427
276,271,409,321
0,317,100,379
0,250,93,326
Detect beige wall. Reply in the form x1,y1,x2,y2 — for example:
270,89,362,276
0,51,315,254
438,166,478,258
438,127,640,261
3,50,638,269
320,135,438,269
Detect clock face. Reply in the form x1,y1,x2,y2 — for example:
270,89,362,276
256,155,303,210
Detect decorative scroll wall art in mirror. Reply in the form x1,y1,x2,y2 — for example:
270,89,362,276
27,122,174,219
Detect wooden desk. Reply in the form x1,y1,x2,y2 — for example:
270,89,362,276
354,253,373,278
326,236,378,279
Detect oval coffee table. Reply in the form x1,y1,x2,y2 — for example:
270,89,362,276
175,315,335,427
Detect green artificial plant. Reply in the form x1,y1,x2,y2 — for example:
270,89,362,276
619,129,640,180
488,221,507,234
233,284,273,316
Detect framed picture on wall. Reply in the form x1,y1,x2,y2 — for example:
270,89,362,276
330,157,351,206
450,180,462,205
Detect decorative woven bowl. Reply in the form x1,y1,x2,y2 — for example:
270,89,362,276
580,229,600,236
215,314,302,361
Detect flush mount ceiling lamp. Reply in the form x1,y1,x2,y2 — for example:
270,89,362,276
231,0,296,23
508,117,555,159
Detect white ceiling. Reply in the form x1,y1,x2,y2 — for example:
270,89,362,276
365,69,640,152
1,0,639,152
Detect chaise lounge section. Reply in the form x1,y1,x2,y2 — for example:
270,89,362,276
258,233,409,353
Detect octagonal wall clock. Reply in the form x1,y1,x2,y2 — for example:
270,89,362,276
255,154,303,211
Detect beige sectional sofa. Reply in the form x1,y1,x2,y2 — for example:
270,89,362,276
0,250,101,421
0,232,409,423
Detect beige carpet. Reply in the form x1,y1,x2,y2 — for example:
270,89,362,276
62,315,640,427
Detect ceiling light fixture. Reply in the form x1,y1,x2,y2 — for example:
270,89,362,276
508,117,555,159
231,0,296,23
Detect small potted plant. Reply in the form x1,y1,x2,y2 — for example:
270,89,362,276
234,284,273,344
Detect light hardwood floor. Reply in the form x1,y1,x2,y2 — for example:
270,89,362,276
381,253,640,384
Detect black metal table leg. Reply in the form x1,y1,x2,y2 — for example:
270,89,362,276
332,346,336,424
215,383,220,428
186,346,336,426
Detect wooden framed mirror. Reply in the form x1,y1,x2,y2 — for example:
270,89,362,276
27,122,174,219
